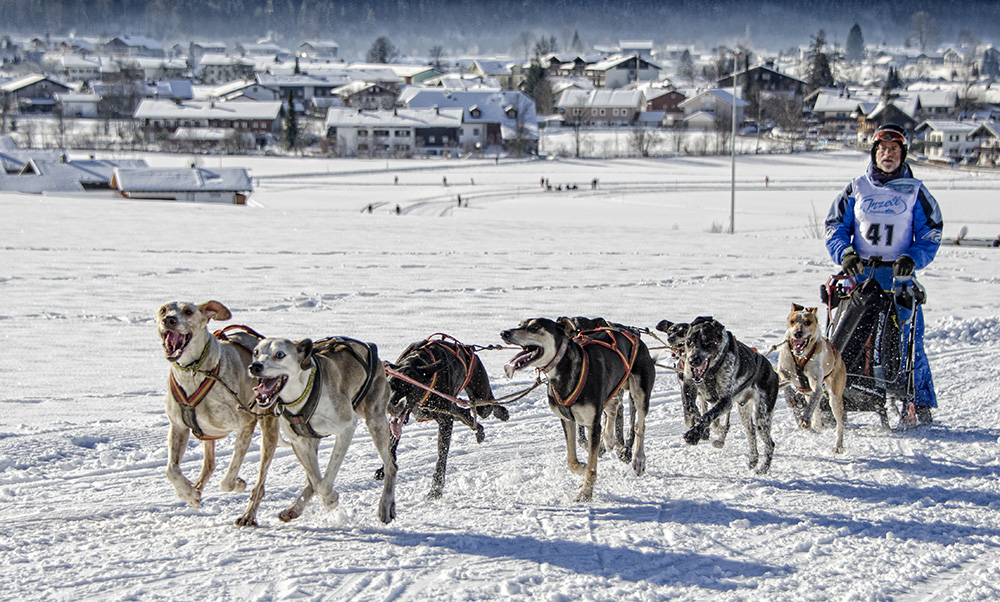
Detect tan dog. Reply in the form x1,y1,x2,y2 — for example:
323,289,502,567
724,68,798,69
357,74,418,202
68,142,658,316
249,337,398,524
776,304,847,453
157,300,279,526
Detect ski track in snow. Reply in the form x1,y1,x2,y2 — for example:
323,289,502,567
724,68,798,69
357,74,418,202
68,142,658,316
2,151,1000,601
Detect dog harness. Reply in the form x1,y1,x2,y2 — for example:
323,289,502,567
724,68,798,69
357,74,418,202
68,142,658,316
279,337,379,439
549,327,640,408
407,335,478,419
169,339,224,441
788,338,840,393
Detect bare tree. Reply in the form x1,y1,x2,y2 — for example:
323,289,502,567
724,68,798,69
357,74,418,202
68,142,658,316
367,36,399,64
908,11,940,52
629,125,659,157
428,45,447,70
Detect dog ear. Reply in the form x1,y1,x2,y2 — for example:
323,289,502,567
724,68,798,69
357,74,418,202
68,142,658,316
556,316,576,334
655,319,674,333
691,315,713,326
557,318,576,338
792,303,804,312
200,300,232,322
296,339,314,369
806,307,818,314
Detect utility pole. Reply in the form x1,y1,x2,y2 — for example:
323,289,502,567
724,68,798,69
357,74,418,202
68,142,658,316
730,51,740,234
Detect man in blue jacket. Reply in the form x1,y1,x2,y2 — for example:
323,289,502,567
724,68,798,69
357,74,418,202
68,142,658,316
825,124,943,427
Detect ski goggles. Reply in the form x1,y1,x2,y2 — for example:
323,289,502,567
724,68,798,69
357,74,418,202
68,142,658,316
873,129,906,145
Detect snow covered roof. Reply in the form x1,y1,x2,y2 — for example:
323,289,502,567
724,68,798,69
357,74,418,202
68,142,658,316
113,167,252,192
134,99,282,121
555,89,644,109
325,107,463,129
678,89,749,109
587,54,664,72
915,120,978,134
1,73,70,92
0,158,148,193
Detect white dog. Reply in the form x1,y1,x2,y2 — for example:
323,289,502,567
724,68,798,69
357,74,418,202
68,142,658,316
249,337,398,523
777,304,848,454
157,300,278,526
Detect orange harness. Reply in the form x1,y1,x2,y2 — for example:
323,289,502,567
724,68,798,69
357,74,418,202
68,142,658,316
168,341,224,441
409,334,478,418
551,327,640,408
791,338,840,393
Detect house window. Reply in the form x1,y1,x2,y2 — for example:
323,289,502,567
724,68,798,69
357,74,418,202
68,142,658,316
572,108,581,116
473,128,479,135
592,109,598,116
358,130,368,137
599,109,606,116
612,109,619,116
429,136,436,143
374,129,389,137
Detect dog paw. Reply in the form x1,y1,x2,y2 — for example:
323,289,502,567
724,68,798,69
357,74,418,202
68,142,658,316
568,460,586,475
426,489,443,501
833,445,844,454
683,428,703,446
632,455,646,477
221,477,247,494
373,466,385,481
379,500,396,524
234,514,259,528
747,456,759,471
617,447,632,463
475,425,486,444
493,405,509,421
711,439,726,449
575,489,593,503
321,490,340,510
278,507,301,522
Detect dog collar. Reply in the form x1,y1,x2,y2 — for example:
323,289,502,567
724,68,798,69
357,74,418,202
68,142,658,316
540,338,569,373
793,339,818,368
281,362,317,409
174,339,212,373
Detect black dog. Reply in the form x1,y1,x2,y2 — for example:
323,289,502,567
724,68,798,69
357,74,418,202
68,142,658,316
385,335,508,499
656,316,731,447
501,318,655,501
680,318,779,475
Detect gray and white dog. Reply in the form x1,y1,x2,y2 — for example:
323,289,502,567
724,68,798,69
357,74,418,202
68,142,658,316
249,336,399,524
680,317,779,475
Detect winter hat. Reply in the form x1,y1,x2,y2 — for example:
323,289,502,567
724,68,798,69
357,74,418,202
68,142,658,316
870,123,908,167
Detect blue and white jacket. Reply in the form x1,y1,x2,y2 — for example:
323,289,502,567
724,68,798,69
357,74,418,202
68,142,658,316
825,163,943,270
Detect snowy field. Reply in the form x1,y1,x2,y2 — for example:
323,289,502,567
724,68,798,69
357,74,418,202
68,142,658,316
2,149,1000,601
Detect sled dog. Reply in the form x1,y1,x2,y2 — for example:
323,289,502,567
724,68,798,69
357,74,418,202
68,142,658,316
656,316,732,447
249,336,398,523
776,304,848,453
501,318,655,501
386,335,509,499
681,317,779,474
157,300,279,526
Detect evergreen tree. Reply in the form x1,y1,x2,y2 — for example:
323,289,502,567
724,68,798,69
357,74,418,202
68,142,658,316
846,23,865,64
678,49,696,85
283,91,299,153
521,60,553,115
807,30,835,92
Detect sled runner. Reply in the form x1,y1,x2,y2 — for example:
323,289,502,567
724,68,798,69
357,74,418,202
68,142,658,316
820,266,924,430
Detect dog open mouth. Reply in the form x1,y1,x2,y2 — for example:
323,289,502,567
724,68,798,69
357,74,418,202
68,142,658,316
690,361,709,382
791,337,811,355
161,330,191,361
504,345,543,378
253,376,287,410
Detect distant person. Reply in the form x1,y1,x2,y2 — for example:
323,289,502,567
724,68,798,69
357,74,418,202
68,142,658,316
825,124,943,428
991,235,1000,248
765,176,770,187
442,176,447,187
395,204,401,214
394,175,398,185
591,178,598,190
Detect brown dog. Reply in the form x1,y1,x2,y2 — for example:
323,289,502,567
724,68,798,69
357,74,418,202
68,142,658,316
157,301,279,526
776,304,848,453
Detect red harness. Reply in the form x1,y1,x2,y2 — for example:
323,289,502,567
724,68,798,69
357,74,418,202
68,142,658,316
551,327,641,407
791,338,840,393
405,334,478,419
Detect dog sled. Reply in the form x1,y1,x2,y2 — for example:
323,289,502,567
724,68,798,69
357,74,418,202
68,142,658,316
820,264,925,430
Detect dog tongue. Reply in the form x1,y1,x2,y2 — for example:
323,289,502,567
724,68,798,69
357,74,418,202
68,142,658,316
253,377,283,404
389,417,403,440
504,349,535,378
165,331,186,355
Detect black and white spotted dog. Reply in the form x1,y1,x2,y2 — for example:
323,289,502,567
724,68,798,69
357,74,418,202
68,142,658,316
656,316,732,447
385,336,509,499
680,317,779,475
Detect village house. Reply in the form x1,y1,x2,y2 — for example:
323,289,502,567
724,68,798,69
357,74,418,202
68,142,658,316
583,54,663,89
968,122,1000,167
133,99,282,147
678,89,748,130
554,89,644,126
466,60,515,90
914,120,978,164
396,88,539,154
100,35,165,58
0,74,73,113
111,166,253,204
330,81,397,111
324,106,463,156
297,40,339,60
194,54,257,85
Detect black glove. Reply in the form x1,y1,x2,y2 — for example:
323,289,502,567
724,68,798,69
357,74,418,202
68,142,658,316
841,249,863,276
893,256,915,278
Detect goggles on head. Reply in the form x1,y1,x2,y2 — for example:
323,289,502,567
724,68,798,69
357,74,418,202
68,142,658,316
873,128,906,146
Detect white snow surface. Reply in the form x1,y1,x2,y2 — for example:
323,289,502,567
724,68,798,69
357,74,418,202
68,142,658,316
2,150,1000,601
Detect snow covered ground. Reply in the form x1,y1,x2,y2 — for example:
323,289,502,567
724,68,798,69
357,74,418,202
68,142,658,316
2,150,999,601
